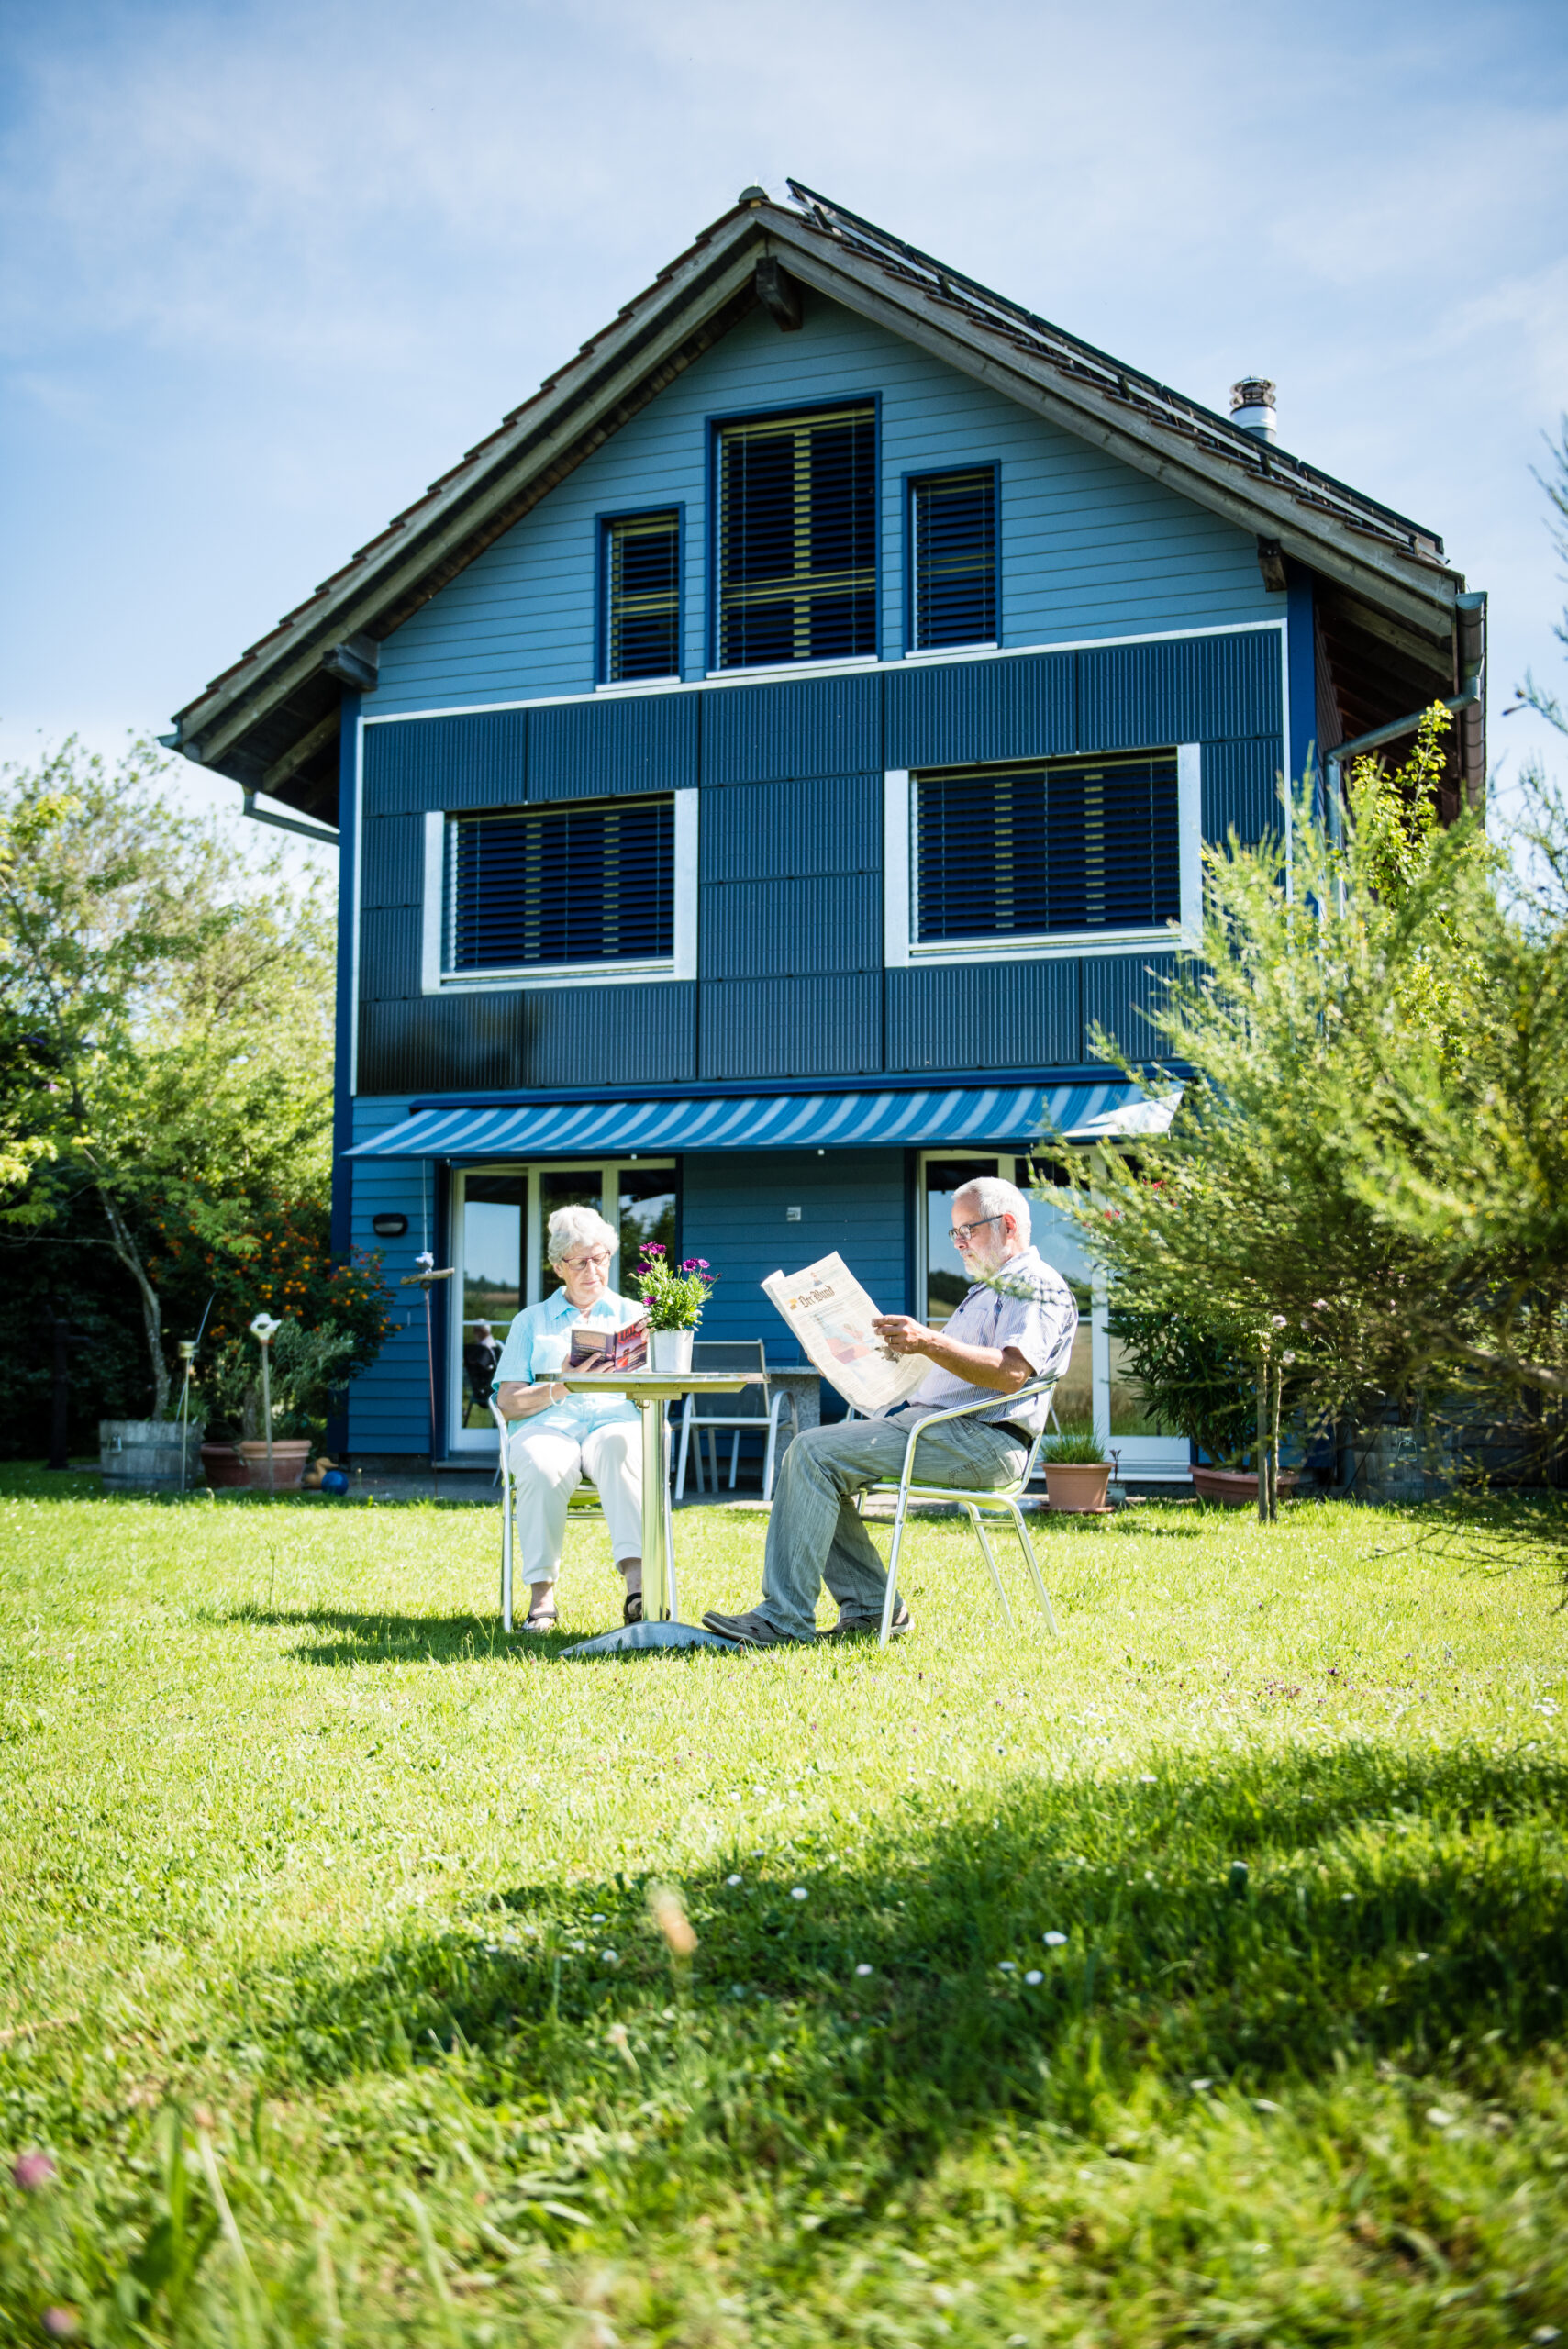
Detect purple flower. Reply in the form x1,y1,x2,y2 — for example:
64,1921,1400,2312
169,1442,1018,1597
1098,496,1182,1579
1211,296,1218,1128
12,2151,57,2190
43,2312,80,2340
641,1243,665,1257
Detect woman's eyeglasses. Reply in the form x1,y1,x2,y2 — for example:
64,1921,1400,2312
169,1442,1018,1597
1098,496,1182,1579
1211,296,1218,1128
562,1248,613,1272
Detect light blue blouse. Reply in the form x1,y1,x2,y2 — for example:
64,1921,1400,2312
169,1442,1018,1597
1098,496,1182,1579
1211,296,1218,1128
492,1286,643,1441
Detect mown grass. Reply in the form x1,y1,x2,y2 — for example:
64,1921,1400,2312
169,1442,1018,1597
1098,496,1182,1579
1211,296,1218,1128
2,1463,1566,2344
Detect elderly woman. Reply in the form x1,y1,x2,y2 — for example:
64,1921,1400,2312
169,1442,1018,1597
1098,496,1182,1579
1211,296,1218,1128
493,1204,647,1635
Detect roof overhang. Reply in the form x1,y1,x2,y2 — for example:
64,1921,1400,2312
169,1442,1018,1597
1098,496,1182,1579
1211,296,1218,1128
171,184,1471,825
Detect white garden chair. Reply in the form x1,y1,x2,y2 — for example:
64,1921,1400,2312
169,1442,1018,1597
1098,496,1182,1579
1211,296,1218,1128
673,1341,796,1501
856,1378,1062,1647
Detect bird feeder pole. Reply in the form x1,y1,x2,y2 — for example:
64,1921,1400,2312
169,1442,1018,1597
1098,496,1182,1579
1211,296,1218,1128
249,1313,281,1495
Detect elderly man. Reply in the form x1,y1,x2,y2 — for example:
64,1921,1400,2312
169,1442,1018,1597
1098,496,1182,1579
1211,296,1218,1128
703,1174,1076,1647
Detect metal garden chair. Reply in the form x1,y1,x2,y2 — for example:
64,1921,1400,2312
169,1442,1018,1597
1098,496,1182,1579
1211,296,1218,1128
490,1397,624,1634
673,1341,796,1501
857,1377,1062,1647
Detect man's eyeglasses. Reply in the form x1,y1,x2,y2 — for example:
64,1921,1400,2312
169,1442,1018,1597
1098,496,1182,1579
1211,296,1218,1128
948,1213,1005,1245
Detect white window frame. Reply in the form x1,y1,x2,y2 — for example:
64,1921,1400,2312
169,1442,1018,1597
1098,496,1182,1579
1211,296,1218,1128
421,790,698,994
884,744,1202,968
448,1156,677,1452
915,1149,1190,1480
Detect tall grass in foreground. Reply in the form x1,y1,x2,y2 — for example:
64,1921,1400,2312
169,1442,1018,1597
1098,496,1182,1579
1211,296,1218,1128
1,1471,1565,2343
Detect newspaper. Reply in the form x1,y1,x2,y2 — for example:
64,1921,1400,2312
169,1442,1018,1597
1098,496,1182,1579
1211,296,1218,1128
762,1253,929,1416
569,1318,649,1373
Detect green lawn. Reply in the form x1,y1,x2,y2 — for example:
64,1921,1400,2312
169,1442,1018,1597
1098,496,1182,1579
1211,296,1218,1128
2,1465,1566,2345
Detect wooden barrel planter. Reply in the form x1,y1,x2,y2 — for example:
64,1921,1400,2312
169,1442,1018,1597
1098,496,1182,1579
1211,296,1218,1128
98,1419,205,1495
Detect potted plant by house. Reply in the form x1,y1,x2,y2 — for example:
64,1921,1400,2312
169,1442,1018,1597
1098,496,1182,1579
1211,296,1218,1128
1110,1308,1302,1506
1041,1427,1112,1512
632,1244,717,1373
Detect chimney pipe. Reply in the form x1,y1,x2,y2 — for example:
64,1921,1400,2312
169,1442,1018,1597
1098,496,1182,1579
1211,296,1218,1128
1229,377,1278,444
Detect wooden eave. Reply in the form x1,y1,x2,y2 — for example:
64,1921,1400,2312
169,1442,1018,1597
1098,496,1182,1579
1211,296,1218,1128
172,190,1470,824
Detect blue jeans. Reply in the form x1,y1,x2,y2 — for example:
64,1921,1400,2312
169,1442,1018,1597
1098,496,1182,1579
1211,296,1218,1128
755,1411,1027,1639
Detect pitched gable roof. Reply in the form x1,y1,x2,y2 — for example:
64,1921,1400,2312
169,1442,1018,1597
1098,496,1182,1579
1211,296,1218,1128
170,182,1474,828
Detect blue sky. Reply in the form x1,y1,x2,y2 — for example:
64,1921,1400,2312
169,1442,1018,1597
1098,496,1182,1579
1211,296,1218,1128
3,0,1565,855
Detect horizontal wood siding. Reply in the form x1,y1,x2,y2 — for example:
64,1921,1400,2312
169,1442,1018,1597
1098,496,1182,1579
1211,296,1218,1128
885,960,1081,1070
1083,952,1181,1061
346,1097,441,1454
371,292,1273,715
682,1148,909,1353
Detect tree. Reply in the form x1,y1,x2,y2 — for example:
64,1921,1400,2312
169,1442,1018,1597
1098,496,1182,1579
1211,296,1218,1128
0,737,339,1417
1055,705,1517,1518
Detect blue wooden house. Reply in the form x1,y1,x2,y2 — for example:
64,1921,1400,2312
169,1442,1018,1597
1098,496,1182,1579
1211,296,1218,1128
168,182,1486,1475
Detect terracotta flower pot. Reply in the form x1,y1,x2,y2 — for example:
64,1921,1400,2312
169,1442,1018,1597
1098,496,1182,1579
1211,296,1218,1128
1044,1462,1111,1513
237,1439,313,1492
200,1442,250,1490
1191,1466,1300,1508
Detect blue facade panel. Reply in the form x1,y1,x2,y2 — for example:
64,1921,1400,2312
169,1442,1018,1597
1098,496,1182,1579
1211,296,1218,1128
528,692,699,801
701,674,882,785
360,812,423,908
699,974,882,1081
885,960,1082,1071
359,907,424,1001
1076,629,1282,751
700,874,881,980
1202,737,1281,849
700,774,881,879
1083,952,1181,1061
365,709,528,815
885,649,1075,769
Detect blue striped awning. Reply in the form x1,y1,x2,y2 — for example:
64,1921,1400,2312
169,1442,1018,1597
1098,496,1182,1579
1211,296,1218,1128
345,1081,1177,1162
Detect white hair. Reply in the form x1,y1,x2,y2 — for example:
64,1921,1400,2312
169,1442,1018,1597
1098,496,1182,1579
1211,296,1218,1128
546,1204,617,1266
953,1173,1030,1246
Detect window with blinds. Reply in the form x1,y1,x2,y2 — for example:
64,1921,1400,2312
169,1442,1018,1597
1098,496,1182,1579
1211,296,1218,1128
603,510,680,682
717,403,876,668
916,753,1180,941
448,798,673,973
910,468,996,649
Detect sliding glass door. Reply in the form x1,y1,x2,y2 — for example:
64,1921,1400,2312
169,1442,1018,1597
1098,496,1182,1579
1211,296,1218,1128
448,1160,676,1451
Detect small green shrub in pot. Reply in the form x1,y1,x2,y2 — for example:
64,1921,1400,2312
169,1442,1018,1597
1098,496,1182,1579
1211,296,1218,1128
1042,1425,1107,1464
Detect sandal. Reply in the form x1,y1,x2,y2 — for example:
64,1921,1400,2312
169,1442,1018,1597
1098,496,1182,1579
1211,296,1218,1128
521,1602,558,1635
623,1591,643,1626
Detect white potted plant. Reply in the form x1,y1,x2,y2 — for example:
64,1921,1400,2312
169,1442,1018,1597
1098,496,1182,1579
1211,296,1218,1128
632,1244,717,1373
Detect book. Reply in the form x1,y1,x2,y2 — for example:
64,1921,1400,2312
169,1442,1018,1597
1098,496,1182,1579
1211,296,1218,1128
762,1253,929,1415
568,1318,650,1374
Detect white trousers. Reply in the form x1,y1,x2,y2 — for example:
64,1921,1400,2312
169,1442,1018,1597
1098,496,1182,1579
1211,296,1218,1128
506,1420,643,1584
